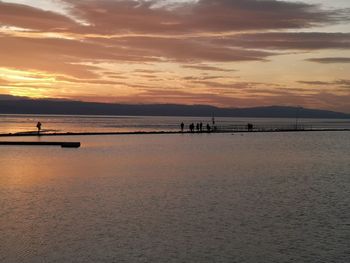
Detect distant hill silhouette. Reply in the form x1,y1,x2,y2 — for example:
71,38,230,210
0,95,349,119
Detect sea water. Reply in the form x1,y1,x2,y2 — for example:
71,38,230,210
0,131,349,262
0,114,350,134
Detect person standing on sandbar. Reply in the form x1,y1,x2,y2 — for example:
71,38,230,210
36,122,42,134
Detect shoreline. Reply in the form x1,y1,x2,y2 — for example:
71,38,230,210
0,128,349,137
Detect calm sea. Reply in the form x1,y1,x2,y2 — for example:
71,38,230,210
0,114,350,134
0,115,349,262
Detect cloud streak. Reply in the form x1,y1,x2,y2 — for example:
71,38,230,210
63,0,349,34
217,32,350,50
306,57,350,63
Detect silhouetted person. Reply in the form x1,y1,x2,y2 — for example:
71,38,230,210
199,122,203,132
196,123,200,132
36,122,42,134
212,117,217,132
206,123,211,132
189,123,194,132
180,122,184,132
247,123,253,131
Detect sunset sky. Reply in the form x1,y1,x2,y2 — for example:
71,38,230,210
0,0,349,112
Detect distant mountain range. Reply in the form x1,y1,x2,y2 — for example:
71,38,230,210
1,95,349,119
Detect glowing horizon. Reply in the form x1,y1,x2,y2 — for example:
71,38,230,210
0,0,349,112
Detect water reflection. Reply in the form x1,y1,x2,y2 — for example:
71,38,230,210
0,132,349,262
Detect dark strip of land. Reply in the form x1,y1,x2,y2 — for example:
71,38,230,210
0,141,81,148
0,129,349,137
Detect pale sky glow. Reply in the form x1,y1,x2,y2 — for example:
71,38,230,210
2,0,71,16
0,0,349,112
